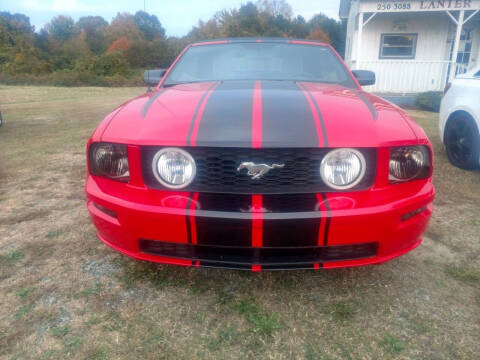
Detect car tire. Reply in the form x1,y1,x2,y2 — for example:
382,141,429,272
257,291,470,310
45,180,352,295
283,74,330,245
0,111,3,127
444,113,480,170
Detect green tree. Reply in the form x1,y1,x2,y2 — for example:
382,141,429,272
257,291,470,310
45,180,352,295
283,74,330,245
307,27,331,43
0,1,349,86
308,14,345,56
290,15,308,38
0,12,50,75
134,11,165,41
237,3,264,35
60,32,91,60
35,29,50,52
187,19,222,41
105,13,144,44
76,16,108,53
44,15,76,43
0,12,35,50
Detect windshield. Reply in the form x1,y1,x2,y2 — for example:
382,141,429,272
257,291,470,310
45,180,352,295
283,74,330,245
164,42,356,88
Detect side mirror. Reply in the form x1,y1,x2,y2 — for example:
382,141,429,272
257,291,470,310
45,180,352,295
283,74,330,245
143,69,167,86
352,70,376,86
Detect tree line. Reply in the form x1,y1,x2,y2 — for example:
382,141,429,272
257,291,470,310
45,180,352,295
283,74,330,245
0,0,345,86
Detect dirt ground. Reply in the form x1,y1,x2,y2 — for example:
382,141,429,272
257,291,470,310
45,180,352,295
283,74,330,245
0,85,479,360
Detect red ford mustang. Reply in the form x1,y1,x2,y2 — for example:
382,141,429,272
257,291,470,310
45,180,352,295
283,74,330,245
85,38,435,271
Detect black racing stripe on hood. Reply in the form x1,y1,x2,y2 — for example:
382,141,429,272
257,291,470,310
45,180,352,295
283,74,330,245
141,89,166,118
261,81,321,147
195,81,254,147
352,90,378,121
296,82,329,147
187,82,219,145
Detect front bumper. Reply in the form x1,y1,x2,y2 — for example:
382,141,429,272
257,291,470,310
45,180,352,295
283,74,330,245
86,174,434,271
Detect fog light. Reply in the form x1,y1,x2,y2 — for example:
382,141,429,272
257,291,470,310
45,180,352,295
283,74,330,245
320,148,366,190
152,148,196,189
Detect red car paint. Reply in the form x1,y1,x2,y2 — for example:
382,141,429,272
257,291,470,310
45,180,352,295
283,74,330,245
85,39,434,271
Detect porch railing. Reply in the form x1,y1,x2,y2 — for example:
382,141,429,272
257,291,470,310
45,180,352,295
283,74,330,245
356,60,454,93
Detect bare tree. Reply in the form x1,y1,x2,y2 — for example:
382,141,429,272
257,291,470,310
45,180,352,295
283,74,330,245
256,0,293,19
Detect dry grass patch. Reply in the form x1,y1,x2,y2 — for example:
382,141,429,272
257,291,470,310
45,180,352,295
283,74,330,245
0,86,479,359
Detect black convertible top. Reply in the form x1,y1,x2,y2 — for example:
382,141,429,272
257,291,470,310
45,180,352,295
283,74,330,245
192,37,328,45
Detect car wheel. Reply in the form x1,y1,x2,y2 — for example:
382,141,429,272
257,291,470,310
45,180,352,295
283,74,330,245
445,113,480,170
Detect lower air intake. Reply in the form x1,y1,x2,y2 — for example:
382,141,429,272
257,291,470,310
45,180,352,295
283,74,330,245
139,240,378,270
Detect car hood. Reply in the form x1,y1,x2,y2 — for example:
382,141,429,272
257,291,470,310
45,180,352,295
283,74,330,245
100,80,420,148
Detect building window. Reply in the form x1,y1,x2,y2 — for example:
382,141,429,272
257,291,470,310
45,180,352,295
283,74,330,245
379,34,417,59
457,29,472,67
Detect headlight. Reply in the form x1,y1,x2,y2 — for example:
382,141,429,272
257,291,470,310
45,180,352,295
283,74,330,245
152,148,196,189
389,146,430,182
89,143,129,181
320,148,366,190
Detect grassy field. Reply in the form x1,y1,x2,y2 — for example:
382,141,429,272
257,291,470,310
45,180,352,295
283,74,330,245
0,85,479,360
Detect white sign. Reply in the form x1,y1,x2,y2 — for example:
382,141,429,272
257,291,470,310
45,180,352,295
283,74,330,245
362,0,480,12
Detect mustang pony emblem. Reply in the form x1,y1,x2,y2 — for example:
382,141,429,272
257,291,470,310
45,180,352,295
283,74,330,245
237,162,285,180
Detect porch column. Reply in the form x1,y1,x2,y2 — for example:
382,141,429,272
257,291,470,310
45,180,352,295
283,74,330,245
450,10,465,81
357,12,363,69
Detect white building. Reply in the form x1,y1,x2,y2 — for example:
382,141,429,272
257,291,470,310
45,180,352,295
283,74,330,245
340,0,480,93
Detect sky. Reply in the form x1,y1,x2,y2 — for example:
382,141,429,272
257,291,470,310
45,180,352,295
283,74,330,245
1,0,341,36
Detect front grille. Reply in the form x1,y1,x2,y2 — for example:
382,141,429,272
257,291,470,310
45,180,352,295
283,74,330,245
142,147,377,194
183,193,320,212
139,239,378,269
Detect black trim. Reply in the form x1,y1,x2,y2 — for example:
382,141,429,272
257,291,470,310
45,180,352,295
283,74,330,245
192,37,308,45
401,206,427,221
93,203,117,218
199,261,252,270
261,263,316,271
320,193,332,246
296,82,329,147
139,239,378,270
200,262,316,271
185,192,193,244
